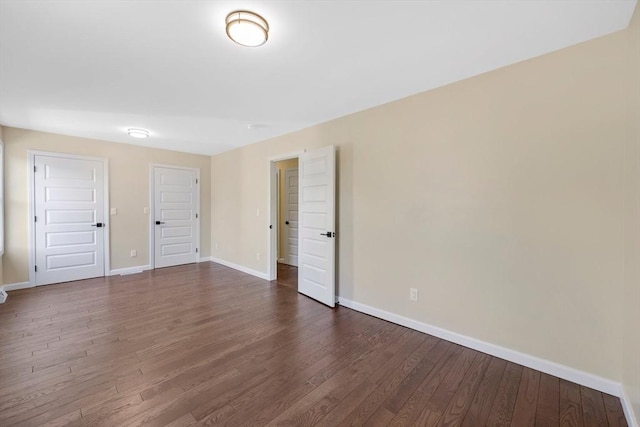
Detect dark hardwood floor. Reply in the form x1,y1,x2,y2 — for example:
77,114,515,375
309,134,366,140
276,262,298,290
0,262,627,426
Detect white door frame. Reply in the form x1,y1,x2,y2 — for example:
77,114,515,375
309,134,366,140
268,151,304,281
27,150,111,287
148,163,201,269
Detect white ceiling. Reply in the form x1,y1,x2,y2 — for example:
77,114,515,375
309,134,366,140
0,0,636,156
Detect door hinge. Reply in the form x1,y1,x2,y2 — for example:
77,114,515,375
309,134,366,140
34,216,37,222
196,178,198,184
34,165,37,173
35,265,38,272
196,248,198,253
195,213,198,219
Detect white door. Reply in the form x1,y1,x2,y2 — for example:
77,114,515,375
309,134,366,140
153,166,199,268
298,146,336,307
283,168,299,267
34,155,106,286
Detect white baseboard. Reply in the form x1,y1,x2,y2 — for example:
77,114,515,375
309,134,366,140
198,256,213,263
621,385,639,427
0,289,7,304
337,297,622,398
210,257,269,280
1,281,33,292
108,265,151,276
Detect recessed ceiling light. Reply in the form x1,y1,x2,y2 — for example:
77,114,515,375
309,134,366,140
225,10,269,47
128,128,149,138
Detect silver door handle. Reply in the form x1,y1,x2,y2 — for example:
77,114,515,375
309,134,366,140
155,221,165,225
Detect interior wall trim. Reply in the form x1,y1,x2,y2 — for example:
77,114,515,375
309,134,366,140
210,257,269,280
620,385,640,427
337,297,623,398
108,265,151,276
0,281,33,292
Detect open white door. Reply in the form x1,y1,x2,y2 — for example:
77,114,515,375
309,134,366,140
283,168,299,267
34,155,106,286
153,166,199,268
298,146,336,307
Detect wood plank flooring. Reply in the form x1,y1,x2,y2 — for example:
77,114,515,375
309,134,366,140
0,262,627,426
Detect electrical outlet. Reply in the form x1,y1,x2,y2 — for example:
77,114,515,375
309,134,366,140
410,288,418,301
256,208,260,216
256,252,260,261
215,242,219,249
143,207,150,214
130,249,137,257
110,208,117,215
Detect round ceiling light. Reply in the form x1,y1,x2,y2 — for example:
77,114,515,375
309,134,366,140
127,128,150,138
225,10,269,47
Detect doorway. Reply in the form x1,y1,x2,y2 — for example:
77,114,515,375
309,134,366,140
29,152,110,286
268,146,337,307
150,164,200,269
274,158,299,289
276,159,299,267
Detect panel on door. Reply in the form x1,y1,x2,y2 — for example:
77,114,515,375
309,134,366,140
284,168,299,267
298,146,336,307
34,155,105,286
154,167,199,268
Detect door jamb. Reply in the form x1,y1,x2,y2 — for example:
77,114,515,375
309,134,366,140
149,163,201,270
268,151,303,281
28,150,111,287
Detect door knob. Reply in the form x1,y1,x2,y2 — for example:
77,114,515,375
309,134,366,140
285,221,289,225
155,221,165,225
320,232,334,238
91,223,104,228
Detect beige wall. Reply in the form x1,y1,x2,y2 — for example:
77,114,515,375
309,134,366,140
623,4,640,421
275,158,298,260
211,14,638,386
2,127,211,284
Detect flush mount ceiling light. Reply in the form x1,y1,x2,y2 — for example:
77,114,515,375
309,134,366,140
127,128,149,138
225,10,269,47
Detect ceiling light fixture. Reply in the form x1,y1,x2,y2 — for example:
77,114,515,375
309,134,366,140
225,10,269,47
127,128,149,138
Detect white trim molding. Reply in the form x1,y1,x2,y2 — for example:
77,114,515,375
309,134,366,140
108,265,151,276
337,297,623,398
620,386,639,427
1,281,33,292
210,257,269,280
198,257,213,263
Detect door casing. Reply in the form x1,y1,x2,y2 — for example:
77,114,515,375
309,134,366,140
268,148,337,308
268,152,304,281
